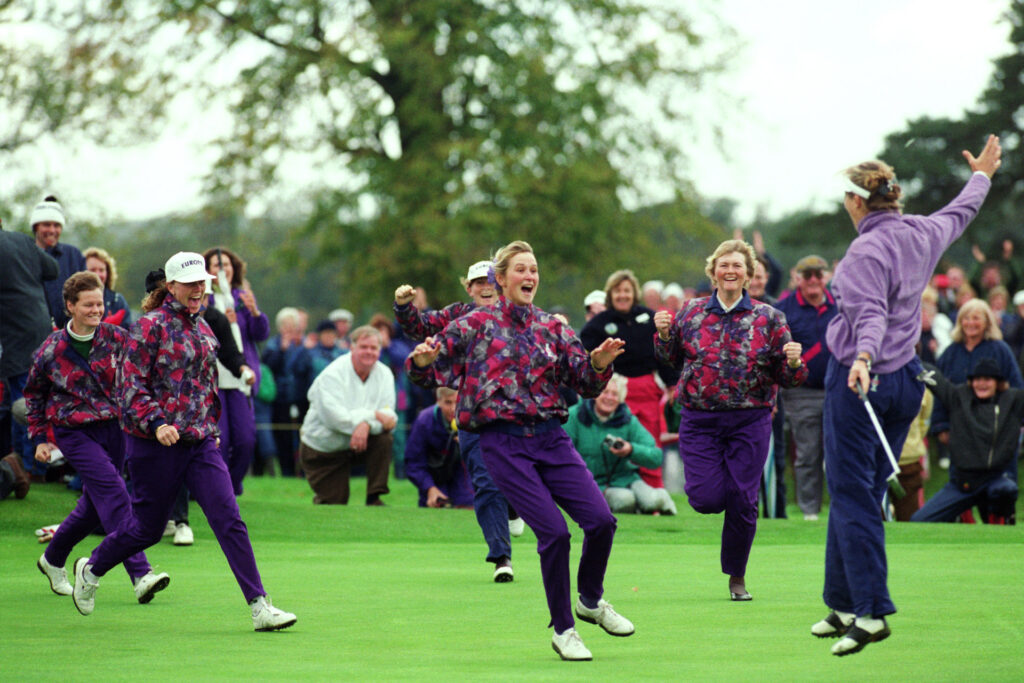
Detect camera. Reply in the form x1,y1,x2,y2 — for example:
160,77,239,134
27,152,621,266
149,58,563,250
603,434,626,450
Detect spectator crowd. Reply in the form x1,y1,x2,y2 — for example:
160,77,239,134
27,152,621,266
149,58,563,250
2,180,1020,641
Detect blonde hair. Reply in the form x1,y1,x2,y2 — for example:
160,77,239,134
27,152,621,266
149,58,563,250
83,246,119,291
844,160,902,211
350,325,383,346
602,270,640,309
704,239,757,287
951,298,1002,343
492,240,534,294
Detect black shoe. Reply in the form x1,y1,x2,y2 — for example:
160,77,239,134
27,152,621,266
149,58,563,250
493,558,514,583
365,495,386,506
832,619,890,656
811,611,852,638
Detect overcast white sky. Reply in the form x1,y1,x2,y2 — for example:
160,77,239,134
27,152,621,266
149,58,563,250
701,0,1009,221
10,0,1013,226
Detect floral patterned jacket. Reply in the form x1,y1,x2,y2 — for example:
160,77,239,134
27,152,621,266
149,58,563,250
117,297,221,441
655,291,806,411
24,323,126,442
406,297,611,431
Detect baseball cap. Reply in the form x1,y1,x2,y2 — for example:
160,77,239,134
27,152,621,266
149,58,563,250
1013,291,1024,308
164,252,214,284
466,260,492,282
329,308,353,322
583,290,605,308
795,255,829,273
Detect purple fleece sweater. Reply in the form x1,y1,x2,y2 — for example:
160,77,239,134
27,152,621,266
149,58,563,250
827,172,991,373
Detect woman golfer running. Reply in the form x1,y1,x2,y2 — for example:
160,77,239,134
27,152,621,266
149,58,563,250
407,240,631,661
26,272,169,604
71,252,296,631
813,135,1001,656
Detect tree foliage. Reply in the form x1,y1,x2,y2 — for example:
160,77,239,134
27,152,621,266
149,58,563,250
4,1,734,312
766,1,1024,270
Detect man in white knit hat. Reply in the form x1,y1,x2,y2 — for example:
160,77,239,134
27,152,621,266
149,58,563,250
31,196,85,328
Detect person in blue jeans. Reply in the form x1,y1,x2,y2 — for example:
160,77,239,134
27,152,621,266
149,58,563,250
912,358,1021,523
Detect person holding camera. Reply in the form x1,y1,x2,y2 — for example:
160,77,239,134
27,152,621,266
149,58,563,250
564,373,677,514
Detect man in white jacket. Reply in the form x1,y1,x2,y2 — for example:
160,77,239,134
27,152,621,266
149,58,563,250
299,326,398,504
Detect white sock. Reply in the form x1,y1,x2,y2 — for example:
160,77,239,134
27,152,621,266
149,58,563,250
84,564,99,584
836,610,855,625
854,616,884,634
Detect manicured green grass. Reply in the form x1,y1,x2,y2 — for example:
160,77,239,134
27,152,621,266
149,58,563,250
2,475,1022,681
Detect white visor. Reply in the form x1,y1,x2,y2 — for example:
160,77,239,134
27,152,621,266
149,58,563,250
842,177,871,199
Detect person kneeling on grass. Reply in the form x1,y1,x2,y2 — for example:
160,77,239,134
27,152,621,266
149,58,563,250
564,373,677,515
911,358,1021,524
404,387,474,510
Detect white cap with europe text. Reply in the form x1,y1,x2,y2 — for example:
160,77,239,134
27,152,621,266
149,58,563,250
165,252,215,284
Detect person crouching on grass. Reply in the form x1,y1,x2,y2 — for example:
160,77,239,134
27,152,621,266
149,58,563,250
71,252,296,632
407,240,632,662
911,357,1021,523
653,239,805,602
25,272,169,604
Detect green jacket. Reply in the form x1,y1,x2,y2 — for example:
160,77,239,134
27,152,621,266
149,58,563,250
564,400,662,490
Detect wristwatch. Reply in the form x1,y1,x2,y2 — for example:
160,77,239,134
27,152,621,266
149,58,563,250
855,353,872,372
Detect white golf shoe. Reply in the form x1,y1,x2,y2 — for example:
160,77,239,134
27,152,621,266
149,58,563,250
72,557,99,616
134,571,171,604
508,516,525,537
251,595,297,632
574,598,635,636
551,628,592,661
37,554,72,596
173,523,194,546
162,520,177,537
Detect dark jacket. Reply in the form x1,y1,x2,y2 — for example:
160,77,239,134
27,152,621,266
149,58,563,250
773,288,838,388
203,305,245,378
922,362,1024,491
580,304,677,386
0,230,59,377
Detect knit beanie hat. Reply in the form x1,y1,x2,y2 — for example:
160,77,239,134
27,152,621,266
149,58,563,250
968,357,1004,381
30,197,66,229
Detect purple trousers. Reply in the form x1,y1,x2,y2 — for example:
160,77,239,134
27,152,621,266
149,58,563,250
45,421,150,581
217,389,256,495
678,407,772,577
479,424,616,633
88,434,266,602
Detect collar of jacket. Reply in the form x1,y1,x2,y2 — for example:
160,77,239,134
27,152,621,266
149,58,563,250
856,209,901,235
577,398,631,428
705,289,753,314
497,296,535,325
164,296,202,324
